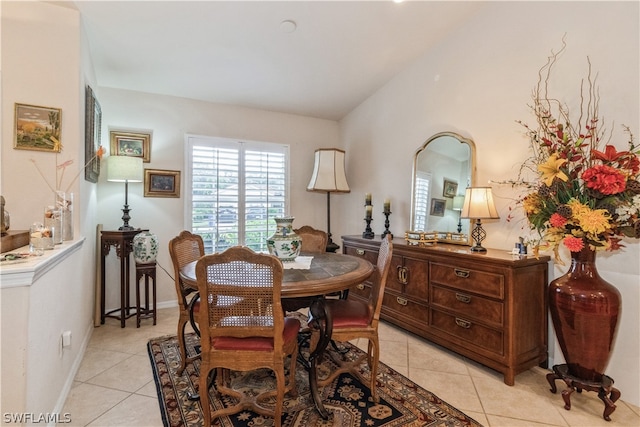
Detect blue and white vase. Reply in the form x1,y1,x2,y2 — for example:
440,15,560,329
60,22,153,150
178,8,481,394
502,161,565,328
266,217,301,262
133,231,158,264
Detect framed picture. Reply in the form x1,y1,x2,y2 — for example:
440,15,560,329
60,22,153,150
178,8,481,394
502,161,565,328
14,103,62,152
110,130,151,162
443,179,458,198
144,169,180,198
84,86,102,183
430,198,446,217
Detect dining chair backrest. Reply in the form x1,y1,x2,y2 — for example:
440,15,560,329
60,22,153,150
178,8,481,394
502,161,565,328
195,246,285,347
367,233,393,323
168,230,204,309
294,225,328,253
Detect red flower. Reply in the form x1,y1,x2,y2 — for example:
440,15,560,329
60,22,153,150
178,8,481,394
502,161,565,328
582,165,627,195
563,236,585,252
549,213,568,228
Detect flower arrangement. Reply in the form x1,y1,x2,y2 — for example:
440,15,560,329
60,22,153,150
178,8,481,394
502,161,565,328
30,145,104,194
509,43,640,262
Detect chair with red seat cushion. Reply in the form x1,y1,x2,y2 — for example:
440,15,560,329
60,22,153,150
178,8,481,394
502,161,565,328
308,234,393,403
168,230,204,375
195,246,298,426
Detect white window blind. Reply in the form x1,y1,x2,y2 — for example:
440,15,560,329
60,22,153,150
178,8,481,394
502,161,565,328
413,171,431,231
186,135,289,253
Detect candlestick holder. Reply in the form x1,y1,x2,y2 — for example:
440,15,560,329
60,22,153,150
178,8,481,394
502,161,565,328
362,217,374,239
382,211,393,239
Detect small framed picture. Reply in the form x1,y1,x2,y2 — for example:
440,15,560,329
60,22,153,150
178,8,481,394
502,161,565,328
430,198,446,216
14,103,62,152
110,130,151,162
443,179,458,198
144,169,180,198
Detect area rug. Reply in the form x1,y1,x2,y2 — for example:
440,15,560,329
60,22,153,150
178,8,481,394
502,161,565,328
148,332,483,427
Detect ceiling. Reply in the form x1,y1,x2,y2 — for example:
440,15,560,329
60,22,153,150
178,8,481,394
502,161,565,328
73,1,485,121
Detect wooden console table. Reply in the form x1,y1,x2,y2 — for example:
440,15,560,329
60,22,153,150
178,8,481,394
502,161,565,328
100,229,146,327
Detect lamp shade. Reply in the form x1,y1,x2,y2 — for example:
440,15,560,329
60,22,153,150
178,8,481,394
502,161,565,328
107,156,143,182
307,148,350,193
452,195,465,211
460,187,499,219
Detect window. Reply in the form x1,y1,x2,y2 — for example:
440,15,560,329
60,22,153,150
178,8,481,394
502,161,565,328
185,135,289,253
413,171,431,231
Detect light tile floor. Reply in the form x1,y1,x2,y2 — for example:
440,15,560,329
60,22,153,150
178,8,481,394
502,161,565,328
62,306,640,426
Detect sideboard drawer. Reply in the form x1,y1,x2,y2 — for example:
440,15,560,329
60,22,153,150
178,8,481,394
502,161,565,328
382,291,428,324
430,262,505,300
430,308,504,355
430,285,503,327
344,245,378,270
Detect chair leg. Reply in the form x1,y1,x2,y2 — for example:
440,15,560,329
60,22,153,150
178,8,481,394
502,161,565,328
176,316,188,376
368,338,380,403
200,363,212,427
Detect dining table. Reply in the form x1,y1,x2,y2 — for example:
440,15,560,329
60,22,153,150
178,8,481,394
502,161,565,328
179,251,374,419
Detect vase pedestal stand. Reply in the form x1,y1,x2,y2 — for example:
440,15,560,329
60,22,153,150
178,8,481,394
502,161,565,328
546,364,621,421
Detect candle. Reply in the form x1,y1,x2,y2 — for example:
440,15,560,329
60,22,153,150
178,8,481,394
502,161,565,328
365,205,372,219
384,199,391,213
365,193,372,205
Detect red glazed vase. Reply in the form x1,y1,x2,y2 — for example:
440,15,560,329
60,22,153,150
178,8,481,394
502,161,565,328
548,247,621,382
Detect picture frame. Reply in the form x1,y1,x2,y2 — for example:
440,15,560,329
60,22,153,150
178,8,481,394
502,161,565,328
430,198,446,217
14,103,62,152
84,86,102,183
144,169,180,198
110,130,151,162
443,179,458,198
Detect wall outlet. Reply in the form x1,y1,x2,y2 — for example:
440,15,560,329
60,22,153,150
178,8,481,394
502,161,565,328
62,331,72,347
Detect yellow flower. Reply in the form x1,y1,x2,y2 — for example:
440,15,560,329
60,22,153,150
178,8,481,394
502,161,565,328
522,193,542,215
538,154,568,186
574,207,611,235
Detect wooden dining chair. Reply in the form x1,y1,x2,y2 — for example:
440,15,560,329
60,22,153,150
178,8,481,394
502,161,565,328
308,234,393,403
294,225,328,253
195,246,299,427
168,230,204,375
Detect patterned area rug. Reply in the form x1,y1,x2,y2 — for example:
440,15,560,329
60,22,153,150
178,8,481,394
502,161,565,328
148,332,483,427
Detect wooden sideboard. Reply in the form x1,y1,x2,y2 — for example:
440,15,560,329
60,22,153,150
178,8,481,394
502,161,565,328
342,235,550,385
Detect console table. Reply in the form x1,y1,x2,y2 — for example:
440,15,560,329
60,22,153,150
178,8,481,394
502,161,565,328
343,235,550,385
100,229,146,327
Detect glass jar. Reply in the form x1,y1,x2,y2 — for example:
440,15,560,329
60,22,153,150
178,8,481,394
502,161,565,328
44,206,63,245
30,222,54,254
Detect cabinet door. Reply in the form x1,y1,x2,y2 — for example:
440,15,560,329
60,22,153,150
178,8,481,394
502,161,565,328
389,255,428,301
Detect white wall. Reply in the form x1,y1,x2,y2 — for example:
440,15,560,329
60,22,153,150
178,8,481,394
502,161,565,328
95,88,341,310
338,1,640,406
1,1,97,417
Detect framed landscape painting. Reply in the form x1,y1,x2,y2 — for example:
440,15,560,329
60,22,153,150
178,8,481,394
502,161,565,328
85,86,102,183
110,130,151,162
144,169,180,198
14,103,62,152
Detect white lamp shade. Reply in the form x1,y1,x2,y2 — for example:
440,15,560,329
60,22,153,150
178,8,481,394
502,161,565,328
452,195,465,211
107,156,143,182
460,187,499,219
307,148,350,193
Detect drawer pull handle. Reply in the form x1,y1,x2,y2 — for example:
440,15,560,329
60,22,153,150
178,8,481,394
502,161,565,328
356,283,365,290
454,268,470,278
455,293,471,304
396,297,408,306
356,249,365,256
455,317,471,329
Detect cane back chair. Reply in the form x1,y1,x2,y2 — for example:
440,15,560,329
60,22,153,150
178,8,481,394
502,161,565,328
294,225,328,254
309,233,393,402
195,246,299,426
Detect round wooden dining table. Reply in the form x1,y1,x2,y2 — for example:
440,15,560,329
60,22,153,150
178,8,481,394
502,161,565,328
179,251,374,419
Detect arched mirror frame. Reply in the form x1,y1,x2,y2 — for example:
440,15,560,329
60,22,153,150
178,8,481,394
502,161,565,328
409,131,477,246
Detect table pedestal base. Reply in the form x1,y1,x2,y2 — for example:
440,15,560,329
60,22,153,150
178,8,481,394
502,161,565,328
546,364,621,421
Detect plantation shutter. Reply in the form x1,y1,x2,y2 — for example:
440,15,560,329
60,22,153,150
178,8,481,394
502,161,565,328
186,135,289,253
413,171,431,231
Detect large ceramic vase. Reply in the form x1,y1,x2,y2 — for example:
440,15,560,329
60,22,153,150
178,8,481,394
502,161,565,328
133,231,159,264
548,247,621,382
266,217,301,261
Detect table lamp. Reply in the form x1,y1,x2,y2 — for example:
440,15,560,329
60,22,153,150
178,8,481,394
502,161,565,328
307,148,350,252
107,156,143,230
460,187,499,252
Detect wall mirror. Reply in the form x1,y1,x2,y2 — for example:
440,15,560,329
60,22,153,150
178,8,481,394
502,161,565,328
409,131,476,246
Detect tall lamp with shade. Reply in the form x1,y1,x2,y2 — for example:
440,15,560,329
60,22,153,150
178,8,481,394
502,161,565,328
452,195,465,233
460,187,499,252
307,148,350,252
107,156,143,231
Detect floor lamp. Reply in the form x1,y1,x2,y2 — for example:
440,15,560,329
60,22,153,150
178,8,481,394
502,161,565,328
107,156,143,230
307,148,350,252
460,187,499,252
